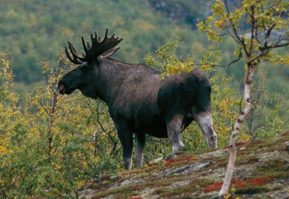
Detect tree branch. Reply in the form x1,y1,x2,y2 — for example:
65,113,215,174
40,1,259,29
224,0,249,56
248,5,255,56
95,100,118,154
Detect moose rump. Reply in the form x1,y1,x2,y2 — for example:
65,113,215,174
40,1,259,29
57,29,217,170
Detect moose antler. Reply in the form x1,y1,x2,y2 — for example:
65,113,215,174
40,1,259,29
65,29,123,64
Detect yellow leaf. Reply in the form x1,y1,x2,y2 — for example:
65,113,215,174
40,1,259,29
207,16,215,21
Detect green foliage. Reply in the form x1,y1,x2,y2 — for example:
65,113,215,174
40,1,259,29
1,0,288,102
0,0,194,83
243,71,289,139
145,38,193,77
0,54,121,198
145,38,223,75
148,0,212,28
197,0,289,95
197,0,289,138
198,1,289,195
198,0,289,65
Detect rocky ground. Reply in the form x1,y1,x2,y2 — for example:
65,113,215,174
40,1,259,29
79,132,289,199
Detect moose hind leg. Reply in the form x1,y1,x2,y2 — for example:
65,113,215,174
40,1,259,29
193,111,217,150
166,115,184,154
135,133,146,168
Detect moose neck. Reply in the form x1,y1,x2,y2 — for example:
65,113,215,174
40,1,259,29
95,58,131,105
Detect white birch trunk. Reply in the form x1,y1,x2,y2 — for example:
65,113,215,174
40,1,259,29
218,63,256,197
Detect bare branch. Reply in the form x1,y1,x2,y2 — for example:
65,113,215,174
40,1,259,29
224,0,249,56
248,5,255,56
270,42,289,48
203,47,243,68
95,100,118,151
37,99,50,117
264,23,276,48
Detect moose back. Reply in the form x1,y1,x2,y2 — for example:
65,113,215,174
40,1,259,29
57,29,217,170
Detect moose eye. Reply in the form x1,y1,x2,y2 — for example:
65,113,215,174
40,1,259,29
81,65,90,72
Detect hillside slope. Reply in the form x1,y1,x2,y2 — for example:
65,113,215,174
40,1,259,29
79,132,289,199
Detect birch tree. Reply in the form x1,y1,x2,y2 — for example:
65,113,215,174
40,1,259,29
197,0,289,197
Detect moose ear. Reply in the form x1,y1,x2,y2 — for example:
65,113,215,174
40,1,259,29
99,47,121,60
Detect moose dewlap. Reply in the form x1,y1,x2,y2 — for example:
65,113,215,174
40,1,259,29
57,29,217,170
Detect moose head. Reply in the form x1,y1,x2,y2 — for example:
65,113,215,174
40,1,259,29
57,29,123,99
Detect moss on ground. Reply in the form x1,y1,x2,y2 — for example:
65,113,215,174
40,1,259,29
80,133,289,199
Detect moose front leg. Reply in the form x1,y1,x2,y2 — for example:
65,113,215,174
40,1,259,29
135,133,146,168
117,128,133,170
166,114,184,154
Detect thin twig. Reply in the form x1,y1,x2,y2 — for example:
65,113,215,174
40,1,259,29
95,100,118,153
225,0,249,56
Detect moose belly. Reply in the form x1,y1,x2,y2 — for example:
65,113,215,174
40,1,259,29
133,112,168,138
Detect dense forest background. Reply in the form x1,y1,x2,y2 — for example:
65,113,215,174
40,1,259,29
1,0,288,92
1,0,210,83
0,0,288,198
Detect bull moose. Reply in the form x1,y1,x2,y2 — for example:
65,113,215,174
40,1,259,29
57,29,217,170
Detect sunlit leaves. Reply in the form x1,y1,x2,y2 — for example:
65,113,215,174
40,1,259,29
144,39,193,77
212,0,226,18
144,38,223,76
198,0,289,66
200,45,223,71
0,54,122,198
197,0,289,142
198,1,289,196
